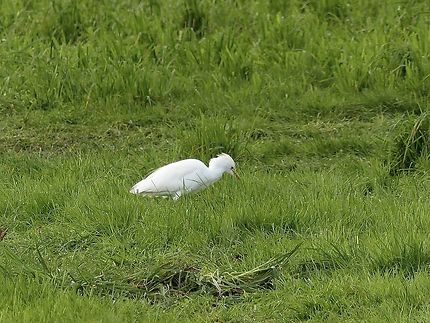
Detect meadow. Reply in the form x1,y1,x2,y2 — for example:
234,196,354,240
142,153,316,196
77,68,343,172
2,0,430,321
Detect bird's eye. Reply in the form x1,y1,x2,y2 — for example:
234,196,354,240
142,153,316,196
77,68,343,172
231,166,234,170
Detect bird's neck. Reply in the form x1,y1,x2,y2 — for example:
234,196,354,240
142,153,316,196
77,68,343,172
207,165,225,182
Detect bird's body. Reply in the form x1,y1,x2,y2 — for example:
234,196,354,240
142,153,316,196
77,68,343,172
130,153,238,200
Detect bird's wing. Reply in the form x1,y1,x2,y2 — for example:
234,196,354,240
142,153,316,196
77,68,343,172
145,159,206,180
131,159,207,195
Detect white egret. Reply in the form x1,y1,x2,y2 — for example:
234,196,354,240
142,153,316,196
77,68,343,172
129,153,239,200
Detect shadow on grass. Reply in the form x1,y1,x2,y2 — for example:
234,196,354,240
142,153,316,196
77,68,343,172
303,96,422,121
235,216,301,236
370,240,430,278
293,243,354,278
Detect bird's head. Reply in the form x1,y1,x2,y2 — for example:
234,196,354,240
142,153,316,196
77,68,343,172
209,153,240,179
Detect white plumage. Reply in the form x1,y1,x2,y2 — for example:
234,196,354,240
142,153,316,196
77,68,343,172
130,153,239,200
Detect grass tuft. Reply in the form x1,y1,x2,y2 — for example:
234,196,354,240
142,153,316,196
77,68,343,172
390,113,430,175
371,239,430,278
180,115,246,161
48,1,86,44
182,0,207,39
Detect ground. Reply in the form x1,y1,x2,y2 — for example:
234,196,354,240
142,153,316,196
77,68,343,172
2,0,430,322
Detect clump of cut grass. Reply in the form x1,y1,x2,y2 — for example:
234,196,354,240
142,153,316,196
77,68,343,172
0,228,7,242
31,245,302,300
95,247,299,298
389,113,430,175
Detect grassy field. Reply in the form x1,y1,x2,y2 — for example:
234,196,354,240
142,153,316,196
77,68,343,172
2,0,430,321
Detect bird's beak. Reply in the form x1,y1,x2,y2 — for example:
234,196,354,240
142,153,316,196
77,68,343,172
232,168,240,180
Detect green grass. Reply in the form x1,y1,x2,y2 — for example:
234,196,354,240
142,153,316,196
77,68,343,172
2,0,430,321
